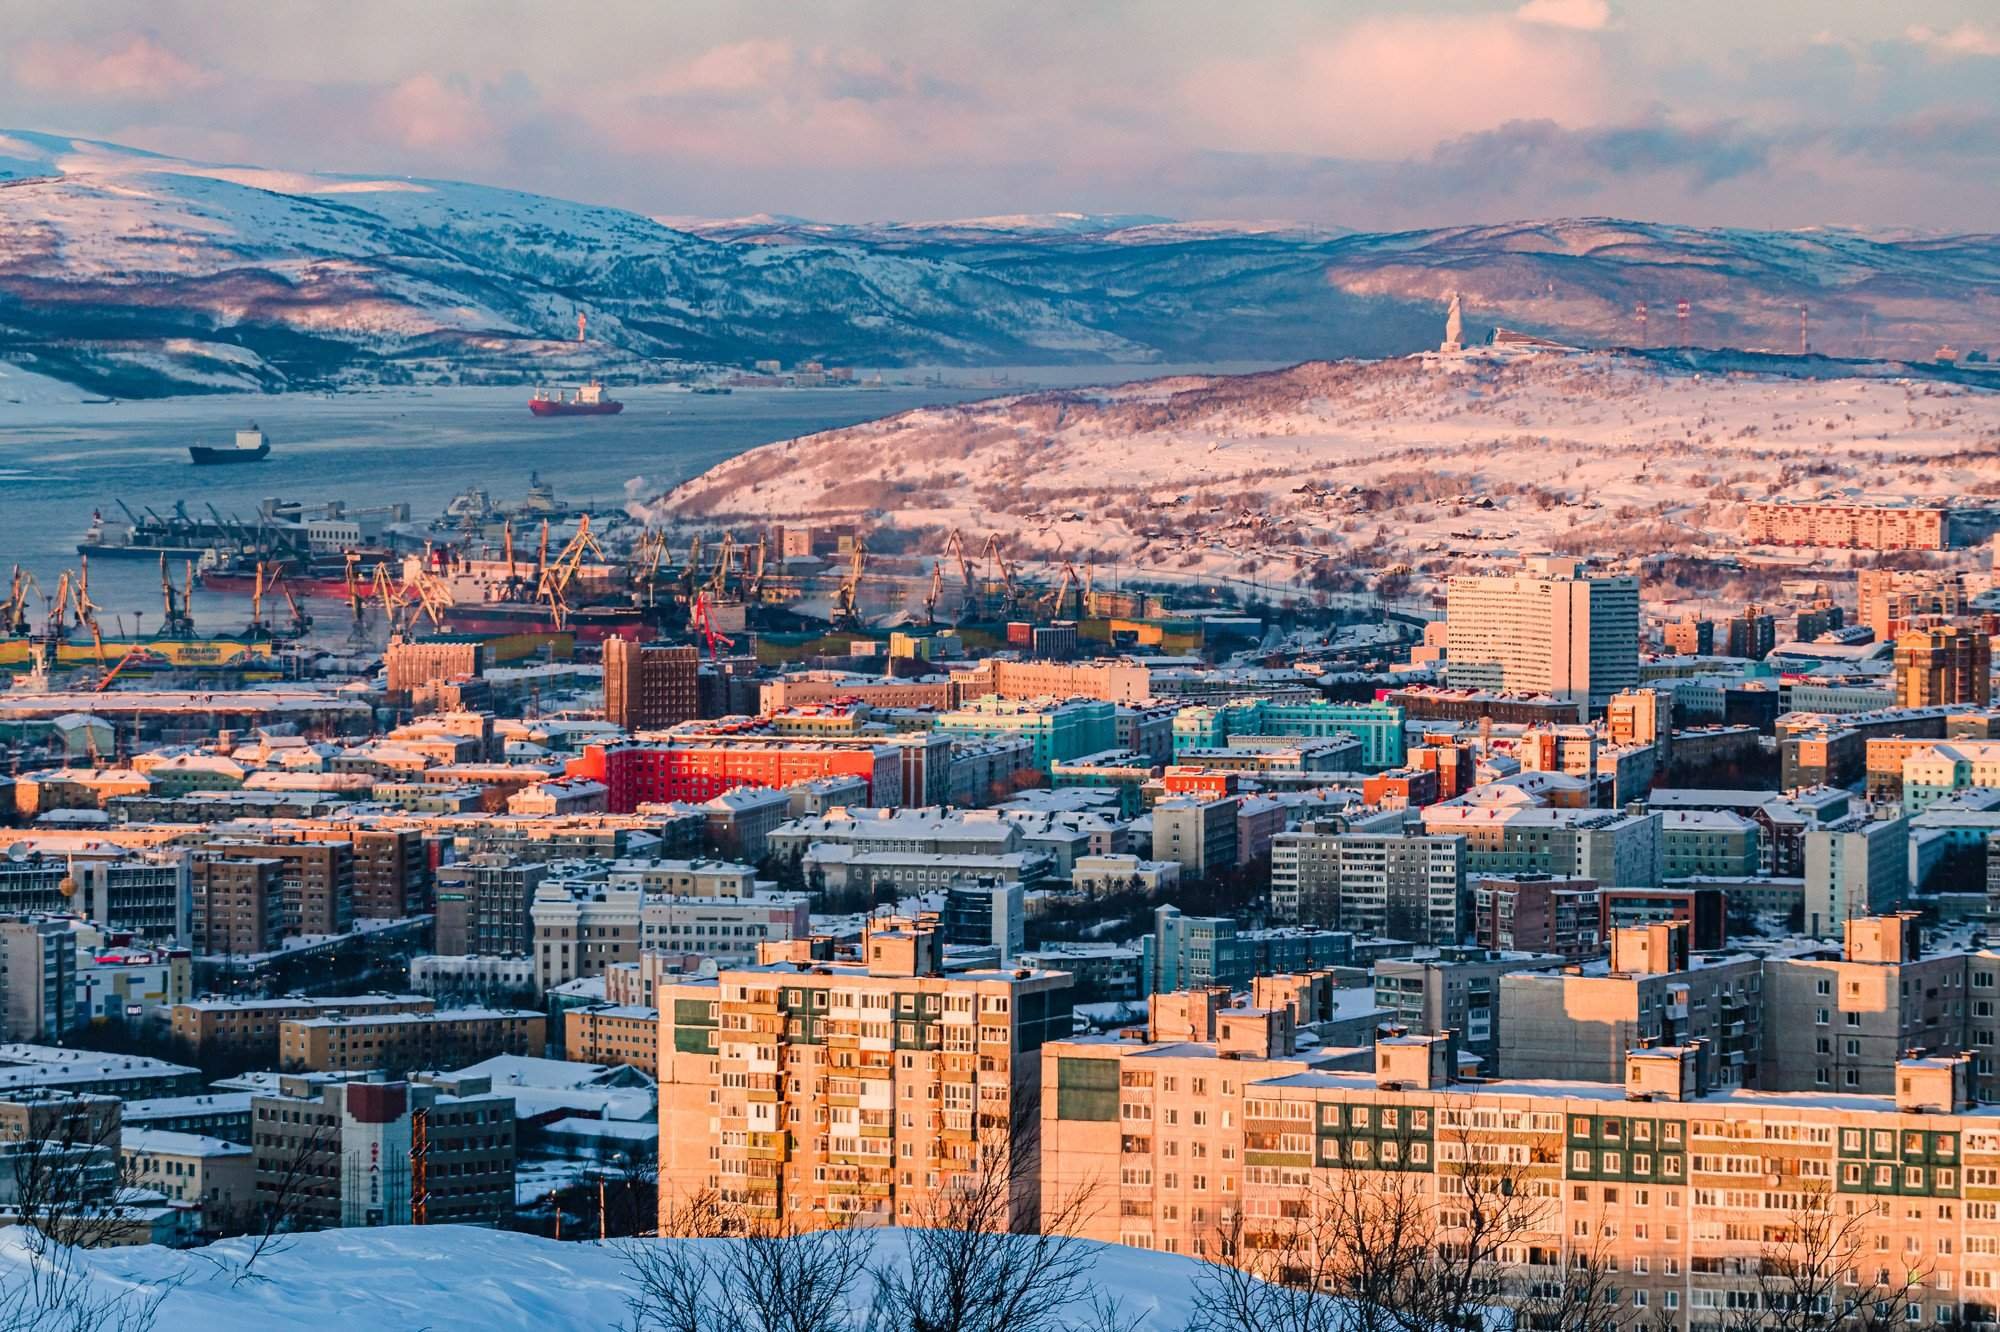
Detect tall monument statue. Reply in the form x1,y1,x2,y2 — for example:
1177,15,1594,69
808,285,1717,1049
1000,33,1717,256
1441,291,1464,353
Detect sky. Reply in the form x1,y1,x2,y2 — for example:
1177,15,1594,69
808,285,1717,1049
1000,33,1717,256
6,0,2000,230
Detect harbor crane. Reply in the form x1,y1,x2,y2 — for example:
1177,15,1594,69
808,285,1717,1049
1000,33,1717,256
924,561,943,625
689,590,735,663
2,566,35,637
158,555,196,639
830,537,867,631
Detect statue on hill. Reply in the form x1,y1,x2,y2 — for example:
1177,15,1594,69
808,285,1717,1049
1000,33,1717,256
1441,291,1465,353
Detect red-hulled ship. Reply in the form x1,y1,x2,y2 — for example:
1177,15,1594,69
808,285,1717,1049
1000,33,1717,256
200,550,397,598
529,379,624,416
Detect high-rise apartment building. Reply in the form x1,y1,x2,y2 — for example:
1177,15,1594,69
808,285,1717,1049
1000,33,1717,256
656,919,1075,1230
603,640,700,731
1858,568,1967,640
210,841,354,938
1445,558,1639,717
1896,624,1993,708
190,853,284,956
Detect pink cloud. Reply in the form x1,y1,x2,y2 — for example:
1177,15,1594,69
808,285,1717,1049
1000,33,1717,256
1906,23,2000,59
14,33,213,99
1184,15,1615,159
1515,0,1612,32
376,73,492,154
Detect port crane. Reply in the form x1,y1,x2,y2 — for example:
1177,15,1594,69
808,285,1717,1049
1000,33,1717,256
830,537,867,630
158,555,196,639
745,536,769,605
2,565,35,637
924,561,943,625
344,552,373,646
688,590,735,663
536,514,608,631
982,534,1020,617
706,532,735,601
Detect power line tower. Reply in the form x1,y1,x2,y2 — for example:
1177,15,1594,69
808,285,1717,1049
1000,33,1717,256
1676,299,1690,345
1799,304,1809,356
1635,301,1648,348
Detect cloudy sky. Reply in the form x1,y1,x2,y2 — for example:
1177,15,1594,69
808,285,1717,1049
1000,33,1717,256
7,0,2000,230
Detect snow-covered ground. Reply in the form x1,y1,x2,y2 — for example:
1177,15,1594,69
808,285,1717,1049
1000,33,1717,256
658,348,2000,600
3,1224,1213,1330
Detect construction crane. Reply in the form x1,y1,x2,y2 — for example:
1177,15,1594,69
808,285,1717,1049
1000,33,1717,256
830,537,867,630
688,590,735,663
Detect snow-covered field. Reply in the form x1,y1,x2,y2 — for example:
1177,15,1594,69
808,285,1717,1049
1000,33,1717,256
658,348,2000,598
2,1224,1209,1330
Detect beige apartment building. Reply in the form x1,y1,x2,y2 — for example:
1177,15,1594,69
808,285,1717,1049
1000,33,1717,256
277,1007,545,1073
1041,1018,1999,1327
566,1004,659,1077
120,1128,254,1232
656,918,1075,1232
949,658,1153,705
172,994,435,1066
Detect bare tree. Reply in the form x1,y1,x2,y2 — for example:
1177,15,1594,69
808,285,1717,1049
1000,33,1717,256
0,1092,174,1332
624,1192,874,1332
1723,1183,1930,1332
1187,1106,1623,1332
866,1087,1107,1332
223,1118,336,1285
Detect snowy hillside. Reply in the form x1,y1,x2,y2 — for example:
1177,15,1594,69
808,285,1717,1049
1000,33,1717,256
5,131,2000,397
4,1224,1213,1330
658,347,2000,598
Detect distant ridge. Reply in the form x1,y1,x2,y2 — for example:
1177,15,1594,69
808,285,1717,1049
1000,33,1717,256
1,131,1997,396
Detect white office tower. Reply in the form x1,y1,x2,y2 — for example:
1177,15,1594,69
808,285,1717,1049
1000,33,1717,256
1445,558,1640,718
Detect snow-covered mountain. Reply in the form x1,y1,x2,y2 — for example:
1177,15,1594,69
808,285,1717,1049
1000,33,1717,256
4,130,1999,396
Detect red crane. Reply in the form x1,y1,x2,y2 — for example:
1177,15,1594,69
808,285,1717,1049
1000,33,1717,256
689,591,735,663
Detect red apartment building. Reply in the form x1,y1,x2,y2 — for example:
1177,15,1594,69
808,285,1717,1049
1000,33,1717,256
567,739,902,813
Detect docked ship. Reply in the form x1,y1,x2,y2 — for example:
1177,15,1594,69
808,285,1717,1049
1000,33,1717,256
78,502,237,561
199,548,399,597
411,550,654,645
528,380,624,416
189,425,272,465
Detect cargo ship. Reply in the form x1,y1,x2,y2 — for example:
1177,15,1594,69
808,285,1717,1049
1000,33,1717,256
189,425,272,465
410,551,654,645
529,380,624,416
199,549,398,598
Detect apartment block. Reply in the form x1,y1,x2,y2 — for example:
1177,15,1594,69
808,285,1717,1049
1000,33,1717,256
1472,874,1601,960
656,918,1075,1230
603,639,700,731
1042,1025,2000,1332
0,917,76,1042
209,840,354,938
565,1004,659,1077
1141,905,1352,994
277,1007,546,1074
1897,625,1994,709
1499,923,1763,1086
250,1072,516,1228
172,994,435,1066
190,853,284,956
120,1128,254,1232
1150,797,1238,878
1803,815,1910,939
1374,947,1566,1071
1270,827,1468,941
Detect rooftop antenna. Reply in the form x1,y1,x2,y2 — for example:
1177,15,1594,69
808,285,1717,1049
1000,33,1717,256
1635,301,1648,349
